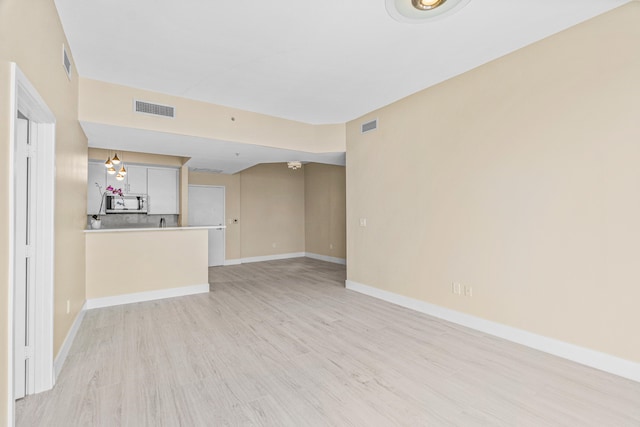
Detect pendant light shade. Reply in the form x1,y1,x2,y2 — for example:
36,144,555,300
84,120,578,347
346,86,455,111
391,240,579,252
112,153,121,165
119,165,127,176
105,157,113,168
107,166,116,175
116,173,124,181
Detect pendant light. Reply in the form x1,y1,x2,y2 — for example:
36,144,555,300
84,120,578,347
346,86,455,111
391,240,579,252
119,164,127,176
112,153,121,165
104,156,113,168
107,166,116,175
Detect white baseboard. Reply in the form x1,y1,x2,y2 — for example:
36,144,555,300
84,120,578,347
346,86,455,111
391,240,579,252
305,252,346,265
85,283,210,310
54,301,87,380
240,252,306,264
224,259,242,266
345,280,640,383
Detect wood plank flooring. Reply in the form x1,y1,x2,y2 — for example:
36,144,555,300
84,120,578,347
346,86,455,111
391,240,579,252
15,258,640,426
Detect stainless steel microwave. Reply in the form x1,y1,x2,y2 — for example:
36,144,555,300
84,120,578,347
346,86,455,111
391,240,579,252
105,194,148,213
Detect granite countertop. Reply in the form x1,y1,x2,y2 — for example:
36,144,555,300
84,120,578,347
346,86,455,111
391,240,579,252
84,225,226,233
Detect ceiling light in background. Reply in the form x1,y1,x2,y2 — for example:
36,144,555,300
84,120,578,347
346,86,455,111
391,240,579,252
287,161,302,170
386,0,471,23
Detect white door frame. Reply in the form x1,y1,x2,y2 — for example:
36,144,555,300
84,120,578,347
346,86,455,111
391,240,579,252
7,63,56,425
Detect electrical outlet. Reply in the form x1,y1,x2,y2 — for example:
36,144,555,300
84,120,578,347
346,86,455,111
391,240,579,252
272,242,277,248
329,243,334,250
464,286,473,297
66,300,70,314
359,218,367,227
452,282,461,295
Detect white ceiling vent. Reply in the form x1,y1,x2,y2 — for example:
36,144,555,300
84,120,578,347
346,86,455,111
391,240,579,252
62,44,72,80
134,100,176,118
361,119,377,134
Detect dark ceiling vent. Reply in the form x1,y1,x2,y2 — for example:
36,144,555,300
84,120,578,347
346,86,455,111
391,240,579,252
134,100,176,118
361,119,377,134
62,45,71,80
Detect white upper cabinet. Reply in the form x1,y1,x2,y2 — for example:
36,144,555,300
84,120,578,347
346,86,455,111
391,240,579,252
147,167,179,214
87,162,106,215
125,165,148,194
88,161,179,215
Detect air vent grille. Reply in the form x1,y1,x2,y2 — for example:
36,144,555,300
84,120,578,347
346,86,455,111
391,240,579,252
134,100,176,118
62,45,71,79
361,119,377,134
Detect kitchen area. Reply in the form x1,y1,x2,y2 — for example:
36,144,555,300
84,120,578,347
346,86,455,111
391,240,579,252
84,149,220,308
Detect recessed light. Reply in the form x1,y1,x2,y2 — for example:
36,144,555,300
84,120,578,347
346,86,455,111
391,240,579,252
412,0,446,11
386,0,471,23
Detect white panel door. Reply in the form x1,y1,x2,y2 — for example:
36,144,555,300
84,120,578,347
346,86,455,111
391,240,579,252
14,117,36,400
188,185,225,266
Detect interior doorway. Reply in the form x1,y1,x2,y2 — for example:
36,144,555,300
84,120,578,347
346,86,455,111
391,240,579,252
7,64,56,424
188,185,225,266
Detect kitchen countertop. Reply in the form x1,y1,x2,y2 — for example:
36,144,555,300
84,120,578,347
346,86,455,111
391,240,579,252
84,225,226,233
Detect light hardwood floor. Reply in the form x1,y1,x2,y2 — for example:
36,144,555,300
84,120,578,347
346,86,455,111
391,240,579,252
16,258,640,426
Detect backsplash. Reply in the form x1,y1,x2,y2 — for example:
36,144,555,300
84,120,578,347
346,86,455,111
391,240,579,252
87,213,179,229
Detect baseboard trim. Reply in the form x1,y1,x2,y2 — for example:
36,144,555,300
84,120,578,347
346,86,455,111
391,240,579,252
241,252,306,264
86,283,210,310
305,252,346,265
54,301,87,380
345,280,640,383
224,259,242,266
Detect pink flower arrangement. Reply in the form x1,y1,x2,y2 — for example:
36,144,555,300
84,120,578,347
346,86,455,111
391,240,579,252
92,183,124,220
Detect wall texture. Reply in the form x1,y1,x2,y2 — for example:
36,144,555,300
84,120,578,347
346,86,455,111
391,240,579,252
241,164,306,258
346,3,640,363
0,0,88,420
304,164,346,259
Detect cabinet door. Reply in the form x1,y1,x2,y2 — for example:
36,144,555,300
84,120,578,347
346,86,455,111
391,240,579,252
87,162,106,215
126,165,148,194
147,167,179,214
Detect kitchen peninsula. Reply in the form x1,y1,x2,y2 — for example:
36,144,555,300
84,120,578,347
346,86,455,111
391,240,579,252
84,225,224,308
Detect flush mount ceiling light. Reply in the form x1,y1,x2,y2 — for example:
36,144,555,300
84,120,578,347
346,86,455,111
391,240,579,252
386,0,471,23
287,161,302,170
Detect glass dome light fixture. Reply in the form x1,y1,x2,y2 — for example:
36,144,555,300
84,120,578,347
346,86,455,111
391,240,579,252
104,156,113,168
386,0,471,23
119,165,127,176
116,173,125,181
107,166,116,175
111,153,121,165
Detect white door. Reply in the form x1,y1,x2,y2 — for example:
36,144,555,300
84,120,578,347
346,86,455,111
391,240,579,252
14,116,36,400
188,185,225,266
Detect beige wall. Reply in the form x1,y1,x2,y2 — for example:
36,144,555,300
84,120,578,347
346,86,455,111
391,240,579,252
188,172,242,261
1,0,88,419
304,164,346,259
79,78,346,153
346,3,640,363
86,230,208,299
241,164,306,258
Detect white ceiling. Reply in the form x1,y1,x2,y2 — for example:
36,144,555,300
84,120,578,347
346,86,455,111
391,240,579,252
56,0,629,171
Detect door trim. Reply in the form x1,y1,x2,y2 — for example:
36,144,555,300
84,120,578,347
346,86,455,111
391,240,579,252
7,63,56,425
